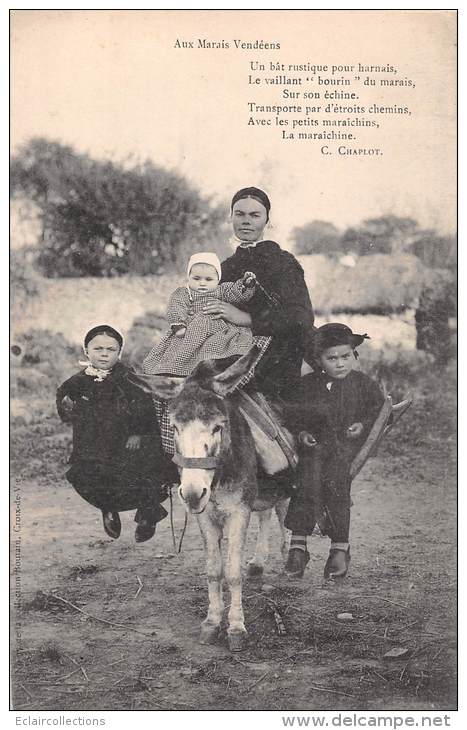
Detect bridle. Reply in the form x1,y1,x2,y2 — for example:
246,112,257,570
169,450,220,554
172,452,219,470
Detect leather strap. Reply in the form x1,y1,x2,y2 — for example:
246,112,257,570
172,452,218,470
237,389,298,469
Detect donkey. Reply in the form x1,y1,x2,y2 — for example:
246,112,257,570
139,347,292,651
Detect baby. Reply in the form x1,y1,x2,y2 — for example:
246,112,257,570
143,252,257,377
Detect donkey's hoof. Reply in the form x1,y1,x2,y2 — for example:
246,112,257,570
228,629,248,652
247,563,264,577
199,623,220,645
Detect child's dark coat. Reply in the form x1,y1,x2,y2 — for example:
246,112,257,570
285,369,384,540
56,361,175,514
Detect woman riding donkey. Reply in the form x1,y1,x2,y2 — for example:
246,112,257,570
144,187,313,395
144,187,314,477
215,186,314,403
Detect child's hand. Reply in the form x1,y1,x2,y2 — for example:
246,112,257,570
346,422,363,439
242,271,257,289
298,430,318,448
61,395,75,415
174,326,186,338
126,435,142,450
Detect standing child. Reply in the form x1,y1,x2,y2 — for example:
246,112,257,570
143,252,257,376
284,323,384,579
56,325,175,542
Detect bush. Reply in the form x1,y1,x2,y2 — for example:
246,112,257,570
292,221,341,256
291,214,456,268
341,216,418,256
11,138,224,277
123,311,168,370
11,330,80,396
415,268,457,364
362,346,433,402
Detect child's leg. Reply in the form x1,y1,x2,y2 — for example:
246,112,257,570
284,447,324,577
134,480,169,543
323,475,352,578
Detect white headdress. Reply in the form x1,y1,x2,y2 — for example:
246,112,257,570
187,252,222,282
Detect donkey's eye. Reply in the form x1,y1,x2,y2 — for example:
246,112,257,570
212,425,222,435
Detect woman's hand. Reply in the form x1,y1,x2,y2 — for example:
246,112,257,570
202,300,252,327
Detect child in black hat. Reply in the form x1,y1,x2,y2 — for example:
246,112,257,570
284,323,384,579
56,325,176,543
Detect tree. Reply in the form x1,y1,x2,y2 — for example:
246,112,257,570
341,215,419,257
411,230,456,270
10,138,223,277
291,220,341,255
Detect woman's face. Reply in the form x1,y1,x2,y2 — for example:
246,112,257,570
232,197,268,243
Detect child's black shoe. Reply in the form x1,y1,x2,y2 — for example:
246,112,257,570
284,548,310,578
102,511,121,539
135,519,156,543
324,548,351,579
134,505,164,543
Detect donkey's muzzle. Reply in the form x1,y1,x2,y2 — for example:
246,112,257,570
179,486,208,512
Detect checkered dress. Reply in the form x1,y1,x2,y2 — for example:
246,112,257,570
143,281,258,377
152,334,271,455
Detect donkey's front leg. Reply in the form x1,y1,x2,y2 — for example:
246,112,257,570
225,506,251,651
197,512,224,644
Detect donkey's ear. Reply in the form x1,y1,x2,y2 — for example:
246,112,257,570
211,345,261,396
129,372,185,400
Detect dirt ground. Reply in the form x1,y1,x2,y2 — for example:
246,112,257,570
10,367,456,712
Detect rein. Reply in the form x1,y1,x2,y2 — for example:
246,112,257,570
168,484,188,554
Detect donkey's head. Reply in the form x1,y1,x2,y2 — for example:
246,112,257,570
139,346,260,514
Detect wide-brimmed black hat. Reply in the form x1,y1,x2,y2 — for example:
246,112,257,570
307,323,370,363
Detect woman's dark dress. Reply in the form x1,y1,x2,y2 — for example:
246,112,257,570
221,240,314,498
56,361,175,518
284,369,384,541
221,240,314,401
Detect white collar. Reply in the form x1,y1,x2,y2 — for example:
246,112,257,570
230,235,266,249
79,361,113,382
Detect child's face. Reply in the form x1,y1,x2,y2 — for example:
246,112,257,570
319,344,355,380
86,334,121,370
232,197,268,243
188,263,219,292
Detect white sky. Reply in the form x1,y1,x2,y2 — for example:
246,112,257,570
11,9,457,242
